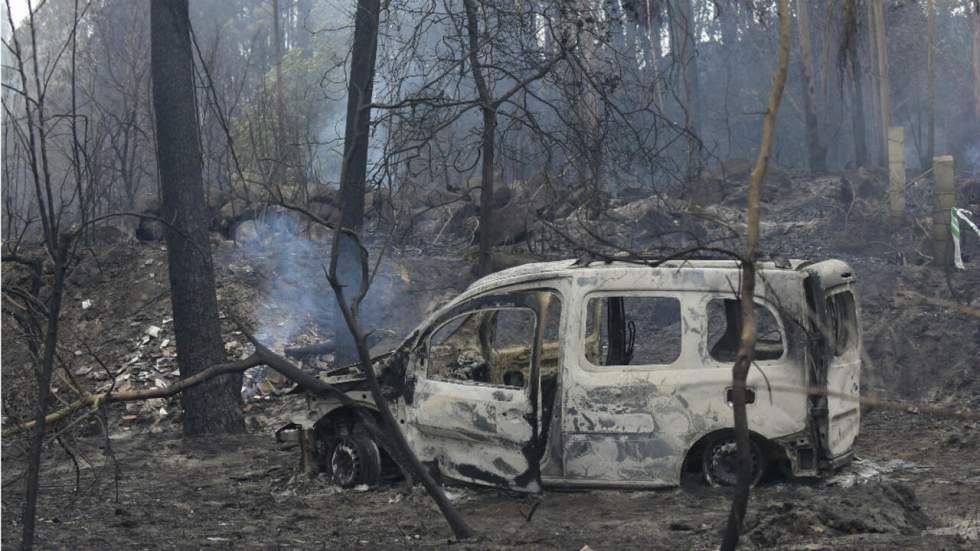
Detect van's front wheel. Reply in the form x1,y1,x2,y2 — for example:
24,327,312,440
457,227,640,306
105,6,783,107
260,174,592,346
701,434,765,487
328,427,382,489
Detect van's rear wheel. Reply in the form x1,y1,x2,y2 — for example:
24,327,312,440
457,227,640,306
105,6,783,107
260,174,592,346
701,435,765,487
328,427,382,489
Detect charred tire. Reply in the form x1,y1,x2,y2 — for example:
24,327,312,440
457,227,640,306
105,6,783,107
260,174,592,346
328,428,382,489
701,434,765,487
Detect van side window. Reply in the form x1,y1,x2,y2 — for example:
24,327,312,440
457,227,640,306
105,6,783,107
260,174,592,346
428,308,536,388
826,291,857,357
707,299,784,362
585,296,682,366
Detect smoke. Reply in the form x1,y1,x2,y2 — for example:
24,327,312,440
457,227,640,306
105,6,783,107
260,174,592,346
314,102,387,185
241,212,334,351
237,211,410,356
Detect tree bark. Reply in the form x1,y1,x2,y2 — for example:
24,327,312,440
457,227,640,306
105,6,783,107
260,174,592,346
851,67,868,168
669,0,702,180
871,0,891,168
273,0,284,130
273,0,286,183
866,0,882,166
3,2,71,546
796,0,826,172
721,0,791,549
20,253,65,551
334,0,381,363
642,0,665,111
971,2,979,120
843,0,868,167
463,0,497,277
476,106,497,276
150,0,244,435
925,0,935,169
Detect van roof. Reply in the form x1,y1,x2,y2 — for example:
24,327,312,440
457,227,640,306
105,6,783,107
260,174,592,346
467,258,810,293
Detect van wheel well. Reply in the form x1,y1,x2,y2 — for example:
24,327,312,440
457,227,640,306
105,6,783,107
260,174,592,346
682,429,783,479
313,407,397,479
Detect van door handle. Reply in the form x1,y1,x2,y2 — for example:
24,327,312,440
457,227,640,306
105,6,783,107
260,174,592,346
726,388,756,405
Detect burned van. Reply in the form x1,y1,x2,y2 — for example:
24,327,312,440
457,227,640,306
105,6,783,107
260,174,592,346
282,259,861,491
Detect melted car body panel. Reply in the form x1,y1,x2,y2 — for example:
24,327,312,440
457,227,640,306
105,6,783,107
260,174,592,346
295,259,861,491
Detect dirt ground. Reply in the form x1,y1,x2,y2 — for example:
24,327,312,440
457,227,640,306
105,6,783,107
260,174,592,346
3,170,980,549
2,408,978,550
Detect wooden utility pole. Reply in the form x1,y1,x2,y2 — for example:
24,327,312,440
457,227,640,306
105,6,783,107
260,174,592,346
888,126,906,224
932,156,956,267
151,0,245,435
796,0,825,172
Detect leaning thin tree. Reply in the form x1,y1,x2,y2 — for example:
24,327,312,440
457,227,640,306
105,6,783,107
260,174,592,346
327,0,476,539
3,1,77,547
721,0,791,549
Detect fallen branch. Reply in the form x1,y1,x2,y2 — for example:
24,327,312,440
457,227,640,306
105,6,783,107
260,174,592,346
2,354,262,437
3,331,379,439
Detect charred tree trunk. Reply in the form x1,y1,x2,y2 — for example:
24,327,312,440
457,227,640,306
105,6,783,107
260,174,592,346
796,0,826,172
973,2,980,120
669,0,702,180
560,1,603,191
19,252,65,551
334,0,380,363
273,0,286,183
924,0,935,169
476,106,497,276
850,55,869,169
721,0,791,549
150,0,244,435
463,0,498,277
3,2,73,546
842,0,868,167
720,1,738,158
866,0,882,166
641,0,665,111
871,0,891,168
273,0,285,129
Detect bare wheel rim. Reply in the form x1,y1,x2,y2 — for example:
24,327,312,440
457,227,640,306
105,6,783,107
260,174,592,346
705,438,761,487
331,440,362,487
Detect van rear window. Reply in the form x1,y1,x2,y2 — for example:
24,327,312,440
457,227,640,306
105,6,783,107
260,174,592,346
706,299,785,362
585,296,681,367
826,291,857,357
